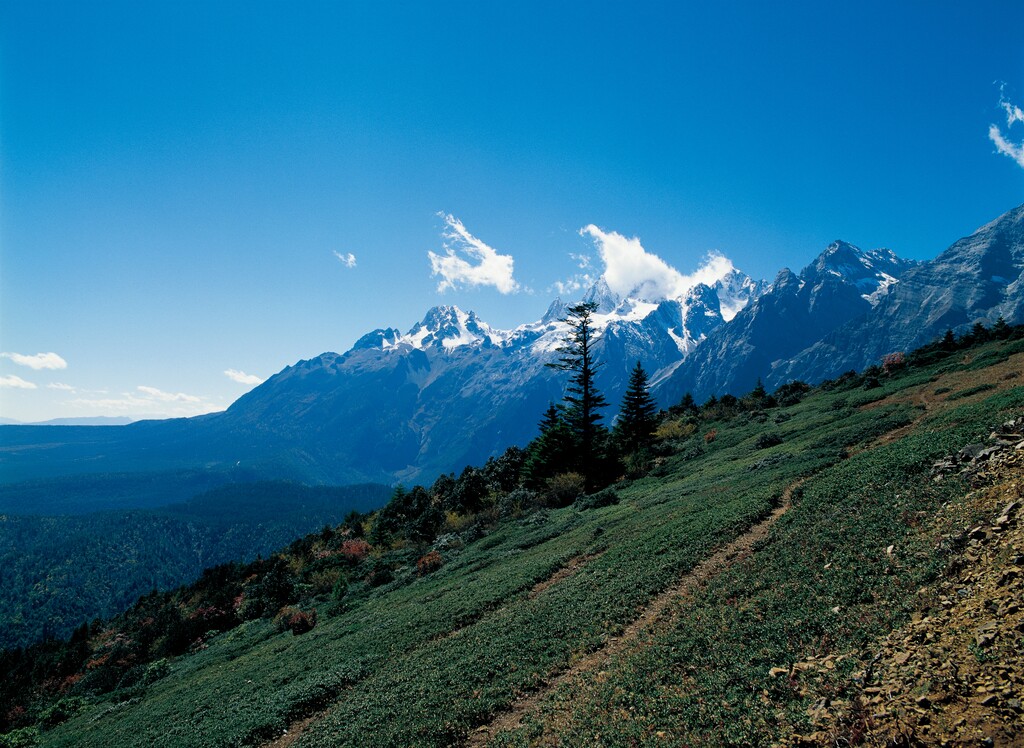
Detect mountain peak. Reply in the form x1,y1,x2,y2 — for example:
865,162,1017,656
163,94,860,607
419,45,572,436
712,269,765,321
806,240,913,307
581,277,621,313
402,305,500,351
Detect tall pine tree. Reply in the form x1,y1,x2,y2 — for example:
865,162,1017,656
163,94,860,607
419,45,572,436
614,361,658,456
546,301,608,489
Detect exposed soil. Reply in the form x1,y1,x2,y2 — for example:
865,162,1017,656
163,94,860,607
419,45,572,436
788,424,1024,747
860,350,1024,449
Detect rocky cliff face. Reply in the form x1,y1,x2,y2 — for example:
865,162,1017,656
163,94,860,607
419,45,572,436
658,205,1024,403
655,240,918,403
772,205,1024,387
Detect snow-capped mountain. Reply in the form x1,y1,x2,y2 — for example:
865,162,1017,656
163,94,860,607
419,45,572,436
771,203,1024,386
4,204,1021,490
656,240,918,404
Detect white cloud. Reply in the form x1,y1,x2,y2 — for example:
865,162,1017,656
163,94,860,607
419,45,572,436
0,374,36,389
136,385,202,403
224,369,265,385
999,83,1024,126
579,225,736,301
1,351,67,370
990,86,1024,169
333,251,357,268
990,124,1024,169
570,252,592,269
550,273,596,297
66,385,222,418
47,382,77,392
428,214,521,294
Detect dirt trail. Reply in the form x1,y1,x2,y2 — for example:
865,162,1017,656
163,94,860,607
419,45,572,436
463,479,804,747
861,350,1024,449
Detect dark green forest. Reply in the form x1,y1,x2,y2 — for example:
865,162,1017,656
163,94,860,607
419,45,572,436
0,482,390,651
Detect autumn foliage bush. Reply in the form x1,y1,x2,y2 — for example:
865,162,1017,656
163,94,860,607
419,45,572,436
416,551,443,576
339,538,371,563
274,607,317,635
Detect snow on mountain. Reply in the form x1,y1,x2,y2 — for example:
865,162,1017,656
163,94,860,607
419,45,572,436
11,205,1021,491
714,269,767,321
657,238,930,403
808,241,915,308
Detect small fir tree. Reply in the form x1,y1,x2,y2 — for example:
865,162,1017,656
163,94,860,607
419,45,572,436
941,328,956,350
614,361,658,456
523,403,573,488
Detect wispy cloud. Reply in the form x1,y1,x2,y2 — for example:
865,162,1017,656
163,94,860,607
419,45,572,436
579,225,735,301
333,251,357,268
0,374,37,389
136,385,202,403
549,272,596,297
66,385,221,418
570,252,592,269
1,352,68,370
990,84,1024,169
224,369,265,385
47,382,76,392
428,214,521,294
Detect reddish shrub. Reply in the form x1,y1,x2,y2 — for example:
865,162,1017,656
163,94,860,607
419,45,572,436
85,655,109,670
881,351,905,374
416,550,444,576
60,673,83,693
339,538,372,562
274,606,317,635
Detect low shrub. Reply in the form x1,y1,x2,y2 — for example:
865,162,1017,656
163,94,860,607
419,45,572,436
755,432,783,449
574,487,620,511
545,472,586,507
274,607,317,635
655,419,696,441
416,551,443,576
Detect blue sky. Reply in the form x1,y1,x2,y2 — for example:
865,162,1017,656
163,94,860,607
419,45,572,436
1,1,1023,422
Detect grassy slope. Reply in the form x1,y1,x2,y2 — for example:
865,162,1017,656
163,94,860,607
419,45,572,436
40,342,1024,748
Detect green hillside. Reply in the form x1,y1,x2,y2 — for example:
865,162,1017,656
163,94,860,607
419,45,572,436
5,333,1024,747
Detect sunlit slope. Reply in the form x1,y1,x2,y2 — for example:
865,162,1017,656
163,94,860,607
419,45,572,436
42,341,1024,748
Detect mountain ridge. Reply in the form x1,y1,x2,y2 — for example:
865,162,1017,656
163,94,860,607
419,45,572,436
1,204,1022,488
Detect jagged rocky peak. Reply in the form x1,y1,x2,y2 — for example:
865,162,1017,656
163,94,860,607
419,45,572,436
541,297,567,325
813,240,908,278
352,327,401,350
806,240,914,307
684,282,723,317
770,267,801,292
403,305,501,351
581,277,621,313
713,269,765,321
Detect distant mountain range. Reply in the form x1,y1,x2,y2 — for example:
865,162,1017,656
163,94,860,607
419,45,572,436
0,416,136,426
2,203,1022,490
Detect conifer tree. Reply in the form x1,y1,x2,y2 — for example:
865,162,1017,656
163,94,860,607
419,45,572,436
614,361,658,455
523,403,573,487
546,301,608,488
941,328,956,350
970,321,989,343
